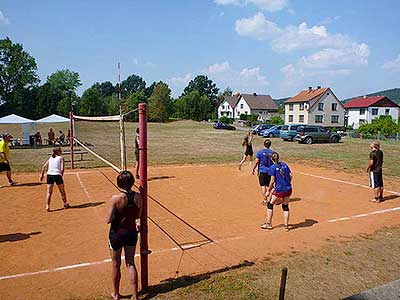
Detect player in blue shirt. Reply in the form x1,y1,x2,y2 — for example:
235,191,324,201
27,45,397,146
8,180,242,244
261,152,293,231
252,139,273,204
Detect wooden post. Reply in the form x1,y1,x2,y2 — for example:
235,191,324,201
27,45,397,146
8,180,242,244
279,267,288,300
139,103,149,290
69,112,74,169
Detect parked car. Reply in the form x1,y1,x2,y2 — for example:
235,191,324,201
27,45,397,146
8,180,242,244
213,122,236,130
261,125,283,138
251,124,260,134
254,124,274,135
294,125,341,144
280,124,301,141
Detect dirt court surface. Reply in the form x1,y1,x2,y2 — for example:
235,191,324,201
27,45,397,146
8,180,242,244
1,163,400,300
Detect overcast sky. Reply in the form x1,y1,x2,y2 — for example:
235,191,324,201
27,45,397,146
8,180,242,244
1,0,399,99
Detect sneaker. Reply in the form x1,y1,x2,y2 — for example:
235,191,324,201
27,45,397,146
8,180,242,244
370,198,379,202
9,181,17,186
284,225,291,232
261,200,268,206
261,223,272,230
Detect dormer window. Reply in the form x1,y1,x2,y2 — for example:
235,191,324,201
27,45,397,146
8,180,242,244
318,103,324,111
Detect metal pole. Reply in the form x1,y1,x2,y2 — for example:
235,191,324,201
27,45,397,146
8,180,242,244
139,102,149,290
69,112,74,169
279,267,288,300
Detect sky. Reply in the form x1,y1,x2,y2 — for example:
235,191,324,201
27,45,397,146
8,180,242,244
1,0,400,99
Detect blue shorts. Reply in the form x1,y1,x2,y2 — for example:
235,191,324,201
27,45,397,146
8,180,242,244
370,172,383,188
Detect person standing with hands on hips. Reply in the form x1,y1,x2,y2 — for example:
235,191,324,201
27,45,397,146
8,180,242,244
0,133,17,187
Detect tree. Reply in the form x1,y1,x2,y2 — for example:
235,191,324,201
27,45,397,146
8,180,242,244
0,37,39,114
123,91,147,121
358,115,399,137
45,69,81,116
79,85,105,116
270,116,284,125
174,90,209,121
99,81,115,97
182,75,219,119
149,82,171,122
120,74,146,98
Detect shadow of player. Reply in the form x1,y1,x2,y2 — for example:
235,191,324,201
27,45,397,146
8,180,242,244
50,201,105,212
0,231,41,243
290,219,318,230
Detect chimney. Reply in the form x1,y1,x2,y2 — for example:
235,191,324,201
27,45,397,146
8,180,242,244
308,86,312,92
253,92,257,96
317,86,321,89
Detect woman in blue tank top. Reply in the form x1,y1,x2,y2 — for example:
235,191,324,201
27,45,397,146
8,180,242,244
107,171,142,300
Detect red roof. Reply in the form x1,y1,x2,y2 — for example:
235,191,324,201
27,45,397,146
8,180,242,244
344,96,398,108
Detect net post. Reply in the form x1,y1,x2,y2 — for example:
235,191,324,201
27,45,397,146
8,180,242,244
69,111,74,169
119,107,126,171
138,102,148,290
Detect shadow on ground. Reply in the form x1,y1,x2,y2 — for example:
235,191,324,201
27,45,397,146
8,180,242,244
148,176,176,182
51,201,105,212
0,231,41,243
380,195,399,202
139,260,255,300
290,219,318,230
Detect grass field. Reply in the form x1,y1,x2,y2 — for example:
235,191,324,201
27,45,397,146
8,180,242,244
2,120,400,178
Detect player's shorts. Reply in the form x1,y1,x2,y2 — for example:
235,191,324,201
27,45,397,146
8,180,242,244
245,147,253,156
370,172,383,188
0,162,11,172
46,174,64,185
258,173,271,187
273,189,292,198
109,228,138,251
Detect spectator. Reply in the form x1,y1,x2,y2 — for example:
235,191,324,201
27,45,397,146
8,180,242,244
0,133,17,187
48,128,55,145
34,132,42,146
58,130,65,145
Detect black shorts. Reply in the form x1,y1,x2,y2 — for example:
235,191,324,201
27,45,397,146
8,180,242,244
258,172,271,187
47,175,64,185
109,228,138,251
370,172,383,188
0,162,11,172
245,146,253,156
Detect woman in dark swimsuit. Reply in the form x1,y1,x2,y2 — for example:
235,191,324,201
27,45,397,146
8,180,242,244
238,129,254,170
107,171,142,300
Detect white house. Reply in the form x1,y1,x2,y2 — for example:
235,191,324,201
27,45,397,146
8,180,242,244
217,95,239,119
234,93,278,122
344,96,399,129
284,86,345,128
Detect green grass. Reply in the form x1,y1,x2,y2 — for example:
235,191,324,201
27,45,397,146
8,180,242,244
2,120,400,178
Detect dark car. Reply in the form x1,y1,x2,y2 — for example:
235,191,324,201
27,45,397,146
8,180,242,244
254,124,273,135
261,125,283,137
213,122,236,130
280,124,301,141
294,125,341,144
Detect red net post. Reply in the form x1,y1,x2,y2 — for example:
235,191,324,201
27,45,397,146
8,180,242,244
138,103,148,290
69,111,74,169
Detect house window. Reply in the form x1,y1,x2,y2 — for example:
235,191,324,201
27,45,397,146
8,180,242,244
289,115,293,122
331,103,337,111
222,105,225,110
331,115,339,123
299,103,304,110
315,115,323,123
240,103,243,109
359,119,366,125
360,108,365,115
385,109,390,115
289,104,294,111
318,103,324,111
372,108,378,115
245,111,248,115
299,115,304,123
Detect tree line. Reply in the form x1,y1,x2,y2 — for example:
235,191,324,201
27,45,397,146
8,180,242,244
0,37,231,122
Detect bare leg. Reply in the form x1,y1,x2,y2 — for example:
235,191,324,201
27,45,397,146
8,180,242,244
46,184,54,211
379,187,384,199
135,160,139,178
238,155,246,170
248,156,253,170
283,197,290,227
110,249,122,300
6,171,12,182
261,186,268,201
57,184,69,207
124,245,139,300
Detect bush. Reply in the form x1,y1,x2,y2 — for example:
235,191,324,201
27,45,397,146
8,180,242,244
270,116,284,125
219,116,233,124
358,115,399,137
239,114,248,120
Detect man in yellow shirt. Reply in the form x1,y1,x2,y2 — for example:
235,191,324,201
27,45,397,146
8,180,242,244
0,133,17,187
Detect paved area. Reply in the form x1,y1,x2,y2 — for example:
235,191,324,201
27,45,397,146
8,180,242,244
344,279,400,299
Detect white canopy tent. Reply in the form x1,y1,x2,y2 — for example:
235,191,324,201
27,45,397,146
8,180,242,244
0,114,36,145
36,114,69,123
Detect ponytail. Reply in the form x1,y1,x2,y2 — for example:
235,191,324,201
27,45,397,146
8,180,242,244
271,152,285,178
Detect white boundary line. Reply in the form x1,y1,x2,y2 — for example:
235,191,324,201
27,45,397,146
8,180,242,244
296,171,400,196
328,206,400,223
76,173,90,199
